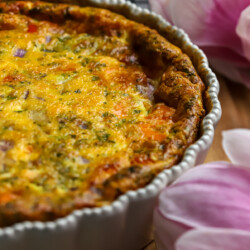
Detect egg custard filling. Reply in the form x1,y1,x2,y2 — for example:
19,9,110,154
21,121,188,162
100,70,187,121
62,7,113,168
0,1,205,227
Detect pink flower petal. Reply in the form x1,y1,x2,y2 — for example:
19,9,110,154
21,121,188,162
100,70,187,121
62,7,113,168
150,0,250,56
222,129,250,166
154,162,250,249
204,0,250,57
158,0,214,42
236,6,250,62
150,0,250,88
208,57,250,88
148,0,172,23
176,228,250,250
154,209,190,250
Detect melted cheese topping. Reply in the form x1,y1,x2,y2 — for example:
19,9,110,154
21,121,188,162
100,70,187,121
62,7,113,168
0,16,175,197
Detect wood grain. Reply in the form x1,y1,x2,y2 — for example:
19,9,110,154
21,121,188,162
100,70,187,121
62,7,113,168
205,76,250,162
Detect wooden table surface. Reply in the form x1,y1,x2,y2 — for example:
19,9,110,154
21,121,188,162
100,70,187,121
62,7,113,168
205,76,250,162
143,75,250,250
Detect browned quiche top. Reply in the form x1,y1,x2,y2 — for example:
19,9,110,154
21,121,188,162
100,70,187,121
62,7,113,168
0,1,205,227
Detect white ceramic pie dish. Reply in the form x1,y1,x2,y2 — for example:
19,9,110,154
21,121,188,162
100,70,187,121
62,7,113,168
0,1,221,249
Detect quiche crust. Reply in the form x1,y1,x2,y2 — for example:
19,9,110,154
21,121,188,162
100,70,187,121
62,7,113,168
0,1,205,227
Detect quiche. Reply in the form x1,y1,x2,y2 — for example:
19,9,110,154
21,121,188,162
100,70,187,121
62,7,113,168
0,1,205,227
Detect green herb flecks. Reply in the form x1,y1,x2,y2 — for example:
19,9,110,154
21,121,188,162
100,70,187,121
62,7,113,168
91,76,100,81
6,96,17,100
81,58,89,67
133,110,141,114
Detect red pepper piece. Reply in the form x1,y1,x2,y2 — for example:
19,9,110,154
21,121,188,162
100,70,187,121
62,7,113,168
28,24,38,33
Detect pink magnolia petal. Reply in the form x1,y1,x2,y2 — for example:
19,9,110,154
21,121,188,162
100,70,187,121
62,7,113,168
154,163,250,249
236,6,250,62
150,0,250,56
161,0,214,42
202,46,250,66
204,0,249,56
154,209,190,250
150,0,250,88
157,162,250,230
148,0,172,23
176,228,250,250
222,129,250,166
209,58,250,88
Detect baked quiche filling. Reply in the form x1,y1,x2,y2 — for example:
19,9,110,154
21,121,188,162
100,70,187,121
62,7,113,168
0,1,205,226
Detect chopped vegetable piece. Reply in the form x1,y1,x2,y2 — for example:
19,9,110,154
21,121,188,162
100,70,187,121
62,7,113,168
27,23,38,33
14,48,27,58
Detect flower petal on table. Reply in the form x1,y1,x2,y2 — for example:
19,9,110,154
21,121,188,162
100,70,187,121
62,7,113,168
154,162,250,249
236,6,250,62
157,162,250,230
154,209,190,250
175,228,250,250
222,129,250,166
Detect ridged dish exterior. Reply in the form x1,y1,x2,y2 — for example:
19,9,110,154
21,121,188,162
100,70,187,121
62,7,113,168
0,1,221,249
